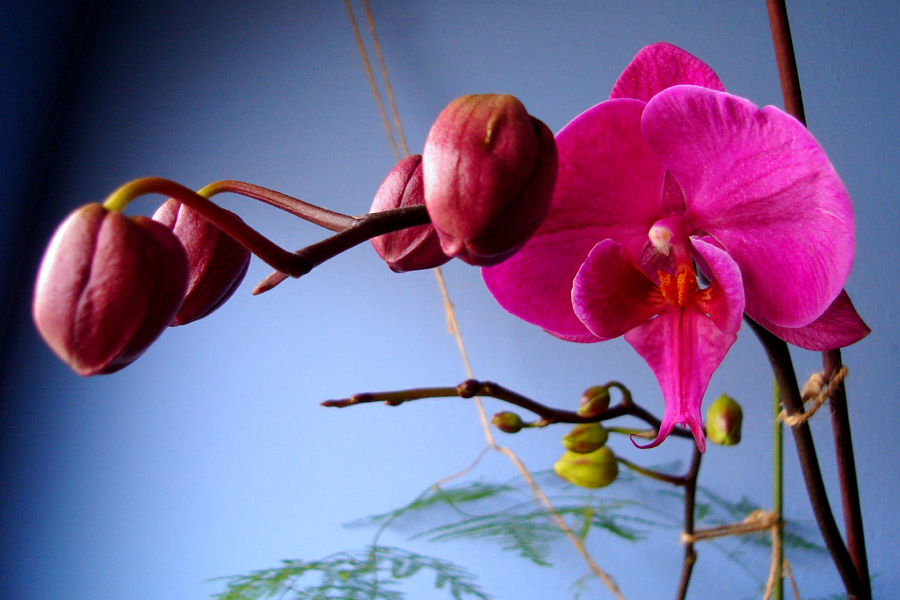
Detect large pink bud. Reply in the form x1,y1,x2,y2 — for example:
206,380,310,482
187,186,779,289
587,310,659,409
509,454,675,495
33,203,188,376
423,94,557,266
369,155,450,272
153,199,251,325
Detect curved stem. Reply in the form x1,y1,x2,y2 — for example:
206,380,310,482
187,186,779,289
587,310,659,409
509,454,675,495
196,180,358,232
102,177,305,275
252,204,431,294
747,318,862,598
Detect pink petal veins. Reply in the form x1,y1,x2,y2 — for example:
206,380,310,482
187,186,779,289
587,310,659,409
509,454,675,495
642,86,854,328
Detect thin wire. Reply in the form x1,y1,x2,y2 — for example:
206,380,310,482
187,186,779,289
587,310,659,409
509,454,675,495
344,0,400,161
363,0,409,157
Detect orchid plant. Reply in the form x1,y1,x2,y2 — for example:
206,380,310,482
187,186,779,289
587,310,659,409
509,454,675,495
29,2,873,598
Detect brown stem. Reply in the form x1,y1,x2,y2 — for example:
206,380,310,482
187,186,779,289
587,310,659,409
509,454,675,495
103,177,307,275
197,180,358,232
747,318,863,598
322,378,694,440
252,204,431,294
675,446,703,600
766,1,870,596
825,349,871,599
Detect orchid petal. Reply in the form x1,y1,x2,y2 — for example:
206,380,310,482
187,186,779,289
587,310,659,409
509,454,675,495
642,86,854,328
572,240,663,340
690,236,744,334
751,289,870,350
625,306,737,451
610,42,725,102
483,99,663,339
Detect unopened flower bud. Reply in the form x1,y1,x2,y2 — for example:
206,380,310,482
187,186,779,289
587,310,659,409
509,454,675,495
369,155,450,272
706,394,743,446
423,94,557,266
577,385,611,417
554,446,619,489
33,203,188,376
153,199,251,325
562,423,609,454
492,411,524,433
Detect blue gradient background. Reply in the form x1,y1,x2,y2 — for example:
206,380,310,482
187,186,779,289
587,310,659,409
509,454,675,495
2,1,898,598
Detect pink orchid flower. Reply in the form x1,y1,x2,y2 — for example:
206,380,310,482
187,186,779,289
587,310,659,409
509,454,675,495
483,43,868,450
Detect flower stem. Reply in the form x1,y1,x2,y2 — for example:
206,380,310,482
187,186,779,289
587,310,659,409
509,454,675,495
825,349,871,599
102,176,431,289
674,446,703,600
251,204,431,294
321,378,694,440
102,177,305,275
196,180,359,232
766,1,870,596
772,375,784,600
747,318,863,598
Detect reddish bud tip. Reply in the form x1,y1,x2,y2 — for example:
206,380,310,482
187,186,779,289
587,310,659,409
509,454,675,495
369,155,450,272
33,203,188,376
423,94,557,266
152,199,250,325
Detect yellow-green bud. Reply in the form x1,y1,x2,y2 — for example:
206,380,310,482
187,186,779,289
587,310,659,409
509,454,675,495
562,423,609,454
706,394,743,446
553,446,619,489
492,411,524,433
577,385,610,417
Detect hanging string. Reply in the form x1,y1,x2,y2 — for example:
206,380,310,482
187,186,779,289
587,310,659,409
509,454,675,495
343,3,625,598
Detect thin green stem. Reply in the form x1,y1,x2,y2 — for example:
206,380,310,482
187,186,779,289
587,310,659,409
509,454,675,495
773,376,784,600
616,456,685,487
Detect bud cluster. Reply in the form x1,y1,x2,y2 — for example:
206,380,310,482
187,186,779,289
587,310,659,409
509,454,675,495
34,93,557,376
33,201,250,376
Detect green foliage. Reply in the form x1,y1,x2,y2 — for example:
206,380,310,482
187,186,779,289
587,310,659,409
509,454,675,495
211,467,831,599
210,546,491,600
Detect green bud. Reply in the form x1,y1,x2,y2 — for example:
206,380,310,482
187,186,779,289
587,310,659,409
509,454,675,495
562,423,609,454
706,394,743,446
554,446,619,489
492,411,524,433
577,385,610,417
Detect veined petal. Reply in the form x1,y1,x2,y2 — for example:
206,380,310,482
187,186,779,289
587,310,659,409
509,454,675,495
610,42,725,102
642,86,854,328
572,240,663,340
483,99,663,339
751,289,870,350
625,306,737,451
690,236,744,334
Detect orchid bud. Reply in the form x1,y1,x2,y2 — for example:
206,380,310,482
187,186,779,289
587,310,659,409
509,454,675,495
492,411,524,433
577,385,611,417
554,447,619,489
369,155,450,272
152,199,250,325
423,94,557,266
705,394,743,446
33,203,188,376
562,423,609,454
